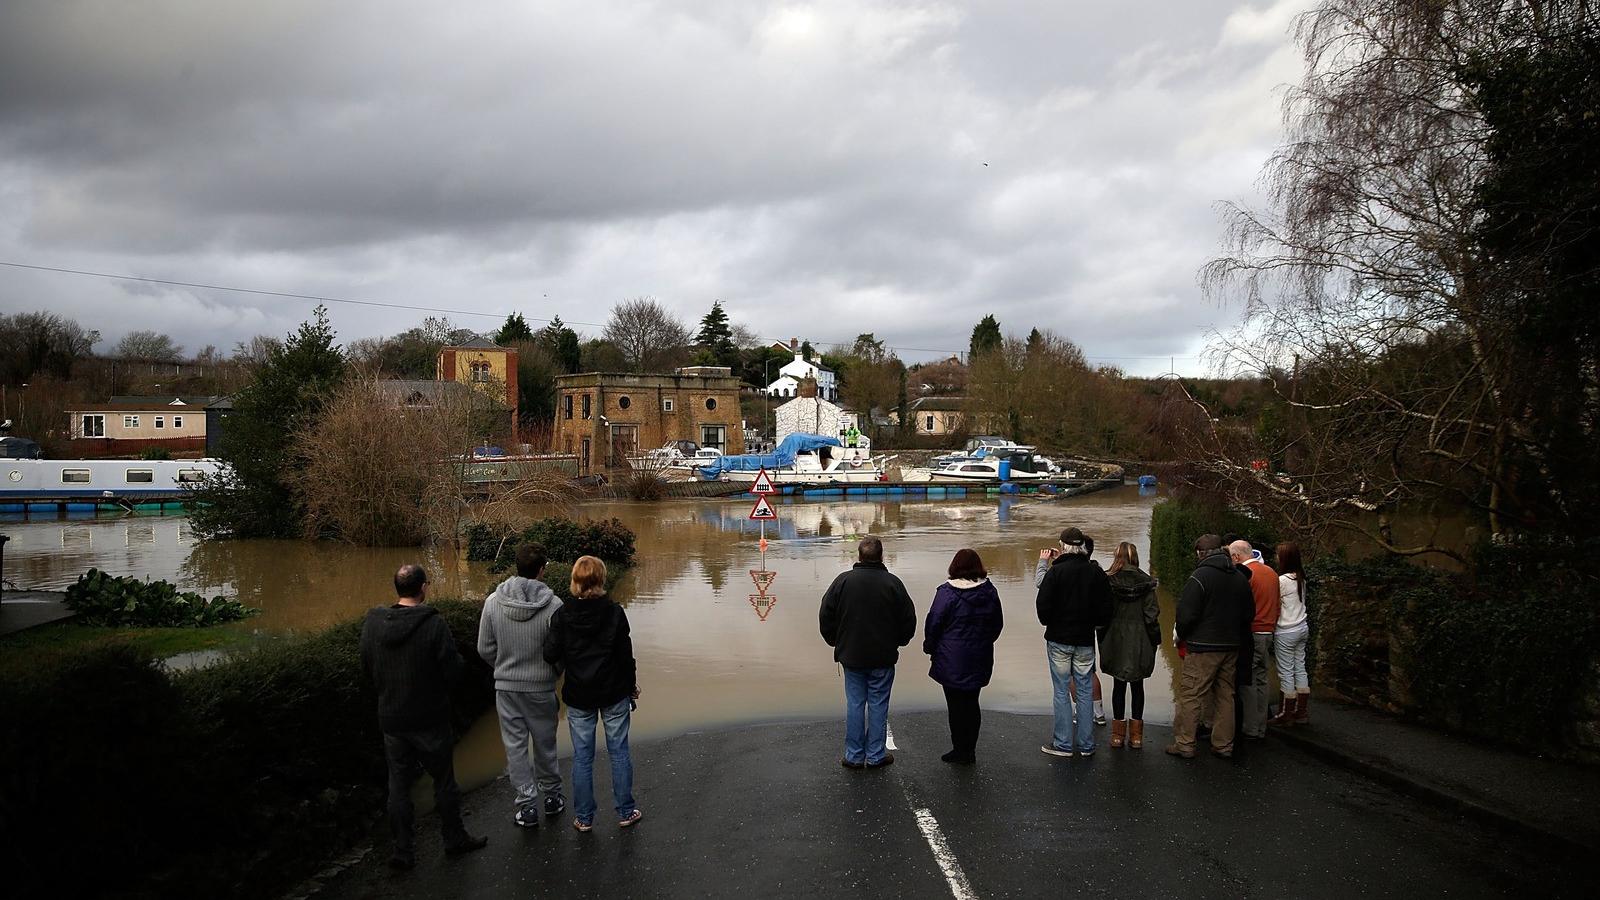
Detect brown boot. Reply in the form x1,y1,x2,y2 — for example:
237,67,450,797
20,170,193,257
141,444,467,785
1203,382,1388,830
1129,720,1144,749
1269,695,1296,727
1110,719,1126,748
1294,692,1310,724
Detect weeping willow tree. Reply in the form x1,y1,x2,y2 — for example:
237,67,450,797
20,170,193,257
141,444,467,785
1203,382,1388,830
1196,0,1600,556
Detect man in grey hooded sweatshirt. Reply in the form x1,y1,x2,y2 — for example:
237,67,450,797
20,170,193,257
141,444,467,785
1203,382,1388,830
478,543,565,826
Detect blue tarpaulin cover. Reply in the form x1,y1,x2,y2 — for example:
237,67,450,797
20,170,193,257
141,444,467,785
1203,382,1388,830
699,432,842,478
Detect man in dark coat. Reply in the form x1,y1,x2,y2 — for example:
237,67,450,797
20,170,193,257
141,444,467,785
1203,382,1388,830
1036,526,1113,757
1166,535,1255,759
360,564,488,870
820,535,917,768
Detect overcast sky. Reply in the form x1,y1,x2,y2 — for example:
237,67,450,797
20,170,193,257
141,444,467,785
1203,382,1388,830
0,0,1309,376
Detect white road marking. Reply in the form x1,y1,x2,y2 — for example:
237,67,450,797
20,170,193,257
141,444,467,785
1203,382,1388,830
911,805,977,900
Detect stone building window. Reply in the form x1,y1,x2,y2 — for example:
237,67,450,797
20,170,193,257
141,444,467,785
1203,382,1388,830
663,398,675,412
705,397,717,411
618,395,631,410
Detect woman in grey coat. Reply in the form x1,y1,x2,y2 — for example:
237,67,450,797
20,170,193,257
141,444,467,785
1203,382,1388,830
1097,542,1159,749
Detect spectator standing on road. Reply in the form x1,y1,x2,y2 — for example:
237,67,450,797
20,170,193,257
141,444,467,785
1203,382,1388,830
543,556,642,832
1166,535,1254,759
478,543,566,828
1269,541,1312,726
360,564,488,870
923,548,1005,764
1036,527,1113,758
1098,542,1160,750
1235,540,1281,740
820,535,918,769
1035,540,1108,727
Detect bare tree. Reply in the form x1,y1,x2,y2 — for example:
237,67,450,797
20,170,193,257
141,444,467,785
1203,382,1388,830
115,330,183,362
1198,0,1600,553
602,297,690,372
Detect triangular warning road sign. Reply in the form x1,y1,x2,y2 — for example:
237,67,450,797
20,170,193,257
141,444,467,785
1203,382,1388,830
749,495,777,520
750,468,778,495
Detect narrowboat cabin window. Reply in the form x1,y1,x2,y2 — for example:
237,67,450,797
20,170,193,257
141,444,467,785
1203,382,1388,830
172,415,183,428
123,415,140,428
176,469,206,483
126,469,155,483
154,416,165,429
62,468,91,484
81,414,105,437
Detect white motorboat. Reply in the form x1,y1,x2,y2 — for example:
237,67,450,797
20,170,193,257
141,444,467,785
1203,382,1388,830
927,457,1051,483
667,448,724,474
719,445,889,485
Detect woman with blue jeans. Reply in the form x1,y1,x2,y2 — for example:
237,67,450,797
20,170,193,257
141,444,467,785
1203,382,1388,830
1269,542,1311,726
542,556,642,831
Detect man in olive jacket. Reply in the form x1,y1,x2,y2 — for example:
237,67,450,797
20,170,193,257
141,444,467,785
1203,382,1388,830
820,535,917,769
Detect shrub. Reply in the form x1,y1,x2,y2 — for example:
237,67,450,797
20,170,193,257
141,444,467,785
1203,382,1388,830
538,560,625,602
623,469,669,501
139,446,173,460
64,567,259,627
0,599,493,899
1148,494,1273,582
466,515,637,570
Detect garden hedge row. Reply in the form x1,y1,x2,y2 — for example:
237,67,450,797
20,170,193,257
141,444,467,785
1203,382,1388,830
0,600,493,900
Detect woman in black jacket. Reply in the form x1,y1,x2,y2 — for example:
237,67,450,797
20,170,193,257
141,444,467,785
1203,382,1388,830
543,556,641,832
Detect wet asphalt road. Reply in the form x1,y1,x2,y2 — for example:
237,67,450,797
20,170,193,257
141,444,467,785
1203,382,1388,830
315,711,1583,899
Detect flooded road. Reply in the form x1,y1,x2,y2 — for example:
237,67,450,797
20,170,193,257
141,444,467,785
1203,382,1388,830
5,485,1179,784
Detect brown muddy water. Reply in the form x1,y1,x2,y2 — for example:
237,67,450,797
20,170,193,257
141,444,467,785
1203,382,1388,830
4,485,1180,788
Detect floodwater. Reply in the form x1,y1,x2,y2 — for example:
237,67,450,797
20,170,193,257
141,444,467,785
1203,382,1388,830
4,485,1180,787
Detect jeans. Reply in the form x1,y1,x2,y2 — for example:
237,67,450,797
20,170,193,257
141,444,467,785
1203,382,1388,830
1046,641,1096,753
1242,633,1274,737
1112,678,1145,720
567,698,636,824
495,689,563,811
1274,623,1311,696
383,724,469,854
842,666,895,765
942,686,981,760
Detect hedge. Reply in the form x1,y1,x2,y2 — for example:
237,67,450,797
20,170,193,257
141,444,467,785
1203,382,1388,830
0,600,493,900
464,515,637,571
1147,494,1274,584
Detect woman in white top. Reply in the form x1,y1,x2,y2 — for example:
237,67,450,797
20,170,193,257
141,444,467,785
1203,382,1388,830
1270,541,1312,725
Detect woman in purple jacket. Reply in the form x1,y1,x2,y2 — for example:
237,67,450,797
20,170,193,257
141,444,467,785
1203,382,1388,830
923,548,1006,764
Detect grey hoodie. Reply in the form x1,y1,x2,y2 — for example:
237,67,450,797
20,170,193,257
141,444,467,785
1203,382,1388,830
477,575,563,691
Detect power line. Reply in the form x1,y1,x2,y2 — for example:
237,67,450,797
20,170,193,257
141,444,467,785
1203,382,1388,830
1,259,1204,362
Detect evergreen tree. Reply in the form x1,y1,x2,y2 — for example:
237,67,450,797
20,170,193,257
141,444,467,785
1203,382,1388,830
495,312,534,344
538,315,582,373
694,300,736,364
801,340,815,361
190,305,348,539
1026,327,1045,354
970,314,1002,358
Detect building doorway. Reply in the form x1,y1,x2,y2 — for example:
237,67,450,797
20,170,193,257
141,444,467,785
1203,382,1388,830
609,424,639,467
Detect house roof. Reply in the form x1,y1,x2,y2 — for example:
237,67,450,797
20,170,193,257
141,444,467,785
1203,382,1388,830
71,395,219,411
446,335,503,350
375,380,471,405
909,396,967,412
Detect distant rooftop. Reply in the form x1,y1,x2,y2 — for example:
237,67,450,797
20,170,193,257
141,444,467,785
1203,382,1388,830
446,335,503,350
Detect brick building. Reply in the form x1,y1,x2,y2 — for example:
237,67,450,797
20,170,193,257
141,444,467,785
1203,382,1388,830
553,367,745,475
437,336,518,425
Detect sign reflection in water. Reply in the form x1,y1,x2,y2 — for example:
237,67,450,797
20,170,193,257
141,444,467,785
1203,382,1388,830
2,487,1175,786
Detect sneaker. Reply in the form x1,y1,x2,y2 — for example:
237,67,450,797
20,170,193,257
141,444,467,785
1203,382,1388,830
386,851,415,871
1094,714,1107,726
572,818,593,833
513,806,540,828
866,753,895,768
1077,748,1095,758
618,808,644,828
543,795,566,818
443,834,489,856
1040,744,1074,758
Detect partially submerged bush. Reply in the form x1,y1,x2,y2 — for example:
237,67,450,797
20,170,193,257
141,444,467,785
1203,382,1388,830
623,469,669,501
465,515,637,570
64,568,259,627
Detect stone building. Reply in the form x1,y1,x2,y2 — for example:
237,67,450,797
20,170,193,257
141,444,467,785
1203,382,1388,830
553,366,745,475
774,377,860,444
908,396,967,435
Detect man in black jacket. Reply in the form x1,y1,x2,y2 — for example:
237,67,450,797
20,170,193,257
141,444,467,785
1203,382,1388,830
820,536,917,769
1036,527,1113,757
1166,535,1255,759
359,564,488,869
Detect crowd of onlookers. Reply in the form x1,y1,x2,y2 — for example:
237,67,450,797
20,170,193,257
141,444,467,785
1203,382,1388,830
357,527,1309,867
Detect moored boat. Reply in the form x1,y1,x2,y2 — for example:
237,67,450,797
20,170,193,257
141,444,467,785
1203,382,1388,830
700,433,890,484
0,458,226,500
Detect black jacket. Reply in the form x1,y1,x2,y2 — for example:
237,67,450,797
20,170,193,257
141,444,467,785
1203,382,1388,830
543,594,637,711
1035,553,1113,646
819,561,917,669
359,603,463,733
1176,551,1255,653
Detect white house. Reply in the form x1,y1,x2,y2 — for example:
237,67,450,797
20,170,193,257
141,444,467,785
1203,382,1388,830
775,388,865,447
763,339,837,401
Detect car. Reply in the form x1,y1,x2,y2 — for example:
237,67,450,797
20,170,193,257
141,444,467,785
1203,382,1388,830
0,436,42,459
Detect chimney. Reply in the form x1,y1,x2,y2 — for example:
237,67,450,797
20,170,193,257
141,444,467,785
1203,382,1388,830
789,337,799,352
798,376,818,399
